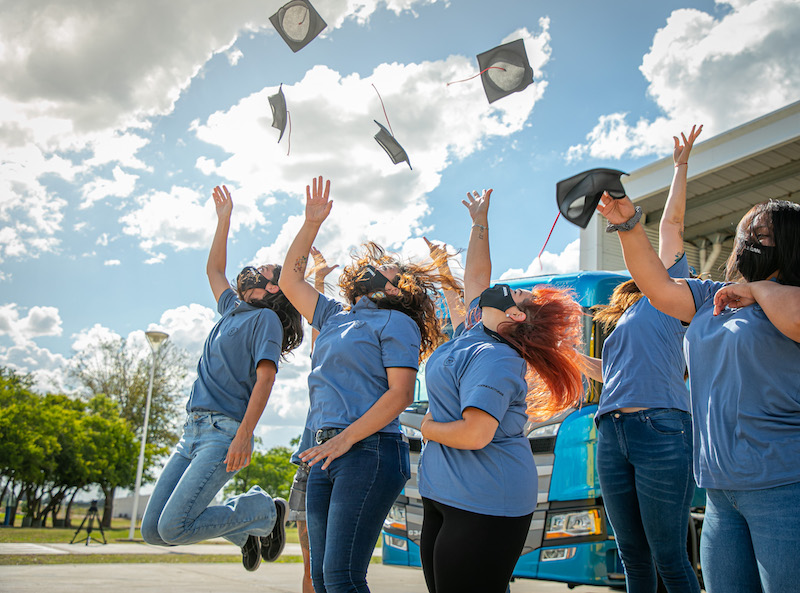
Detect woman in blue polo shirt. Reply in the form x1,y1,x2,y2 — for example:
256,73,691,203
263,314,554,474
279,176,454,593
142,185,303,571
417,188,587,593
585,126,702,593
599,193,800,593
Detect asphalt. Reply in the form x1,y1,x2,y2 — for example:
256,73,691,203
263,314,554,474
0,542,610,593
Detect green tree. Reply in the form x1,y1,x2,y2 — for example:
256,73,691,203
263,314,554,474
223,445,296,501
70,337,190,526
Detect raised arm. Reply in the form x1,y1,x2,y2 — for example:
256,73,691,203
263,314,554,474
278,176,333,323
659,125,702,267
207,185,233,302
598,193,696,323
424,237,466,330
462,189,493,306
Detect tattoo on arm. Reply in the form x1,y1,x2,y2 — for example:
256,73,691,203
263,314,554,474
477,228,485,240
674,251,685,263
294,255,308,274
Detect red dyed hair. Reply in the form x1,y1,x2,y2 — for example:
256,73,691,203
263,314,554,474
497,286,587,421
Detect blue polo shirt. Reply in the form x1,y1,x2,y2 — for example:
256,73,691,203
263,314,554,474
186,289,283,422
306,294,421,434
597,254,690,417
685,278,800,490
418,303,536,517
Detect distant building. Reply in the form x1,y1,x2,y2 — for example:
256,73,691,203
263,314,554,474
113,494,151,520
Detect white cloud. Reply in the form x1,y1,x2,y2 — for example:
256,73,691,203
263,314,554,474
152,303,218,360
195,24,551,266
103,259,121,266
82,166,140,208
498,239,580,279
567,0,800,160
0,304,63,346
0,341,69,394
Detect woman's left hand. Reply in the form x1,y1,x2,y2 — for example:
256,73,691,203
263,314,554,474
713,282,757,315
306,176,332,225
224,431,253,473
299,432,354,470
597,192,637,226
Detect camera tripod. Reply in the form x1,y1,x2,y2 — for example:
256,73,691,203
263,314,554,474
69,501,107,546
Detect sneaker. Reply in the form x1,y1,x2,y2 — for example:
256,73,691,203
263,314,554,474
241,534,262,571
260,497,287,562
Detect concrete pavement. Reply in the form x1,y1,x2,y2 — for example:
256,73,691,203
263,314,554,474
0,562,610,593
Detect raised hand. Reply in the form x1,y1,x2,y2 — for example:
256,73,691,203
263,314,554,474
212,185,233,219
673,124,703,166
424,237,447,262
306,176,332,225
310,246,338,279
462,189,492,224
597,192,637,226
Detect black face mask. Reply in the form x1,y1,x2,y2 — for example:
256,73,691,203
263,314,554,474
237,266,269,293
354,265,397,296
478,284,516,312
737,241,778,282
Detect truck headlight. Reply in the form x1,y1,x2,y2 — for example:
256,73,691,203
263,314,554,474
544,509,602,539
383,504,407,531
401,425,423,439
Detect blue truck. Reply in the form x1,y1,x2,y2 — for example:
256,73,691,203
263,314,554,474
380,270,704,590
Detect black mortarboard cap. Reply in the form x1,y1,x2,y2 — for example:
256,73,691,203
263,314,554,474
374,121,412,170
268,85,287,142
476,39,534,104
270,0,327,53
557,168,628,229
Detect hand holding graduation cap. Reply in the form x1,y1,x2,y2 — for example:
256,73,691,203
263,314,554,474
597,192,637,226
305,175,332,225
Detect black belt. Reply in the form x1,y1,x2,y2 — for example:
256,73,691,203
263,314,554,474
315,428,344,445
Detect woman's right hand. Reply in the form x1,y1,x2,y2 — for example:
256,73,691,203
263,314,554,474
306,176,332,225
597,192,637,226
212,185,233,219
462,189,492,224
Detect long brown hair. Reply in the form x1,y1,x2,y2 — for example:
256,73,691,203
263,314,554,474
338,242,461,362
591,279,642,331
497,286,587,421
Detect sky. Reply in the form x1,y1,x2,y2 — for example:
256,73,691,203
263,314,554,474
2,0,799,453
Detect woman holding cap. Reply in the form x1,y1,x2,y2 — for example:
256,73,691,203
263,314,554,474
584,126,702,593
279,176,455,593
598,182,800,590
142,185,303,571
417,188,586,593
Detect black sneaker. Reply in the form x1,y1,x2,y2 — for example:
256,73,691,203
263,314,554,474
241,534,262,572
260,497,287,562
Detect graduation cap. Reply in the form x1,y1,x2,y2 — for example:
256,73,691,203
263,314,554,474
374,121,412,170
556,168,628,229
268,85,288,142
476,39,534,104
270,0,327,53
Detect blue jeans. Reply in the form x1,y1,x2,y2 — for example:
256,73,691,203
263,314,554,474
141,412,276,548
306,432,410,593
597,408,700,593
702,482,800,593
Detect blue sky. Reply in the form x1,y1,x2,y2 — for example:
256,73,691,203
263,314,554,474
1,0,798,450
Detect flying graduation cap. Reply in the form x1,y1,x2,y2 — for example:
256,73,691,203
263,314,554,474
374,121,412,170
476,39,534,104
268,85,288,142
556,168,628,229
270,0,327,53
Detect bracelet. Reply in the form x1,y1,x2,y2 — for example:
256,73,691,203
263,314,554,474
606,206,643,233
472,223,488,232
675,162,688,167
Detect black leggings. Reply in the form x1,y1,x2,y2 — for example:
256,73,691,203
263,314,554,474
420,497,533,593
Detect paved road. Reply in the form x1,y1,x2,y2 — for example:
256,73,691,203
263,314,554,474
0,562,611,593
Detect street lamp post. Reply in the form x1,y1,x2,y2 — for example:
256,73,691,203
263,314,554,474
128,330,169,540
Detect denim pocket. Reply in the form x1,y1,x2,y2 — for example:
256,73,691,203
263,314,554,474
210,415,240,439
397,439,411,481
645,411,686,436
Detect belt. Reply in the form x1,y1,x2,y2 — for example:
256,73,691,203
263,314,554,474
315,428,344,445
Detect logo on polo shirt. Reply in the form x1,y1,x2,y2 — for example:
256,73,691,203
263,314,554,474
443,357,455,366
228,327,239,336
